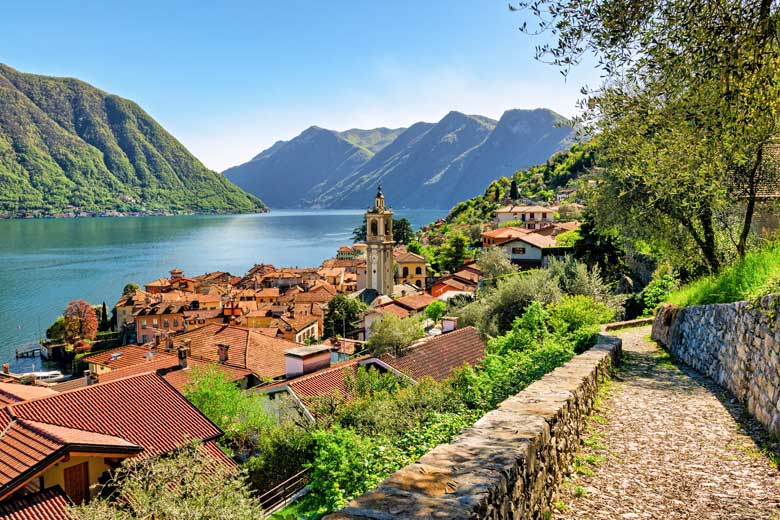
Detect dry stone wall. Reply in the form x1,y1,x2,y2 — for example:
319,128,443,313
324,335,622,520
653,297,780,434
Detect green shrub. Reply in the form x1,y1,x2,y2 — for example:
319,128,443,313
639,273,678,316
306,427,405,512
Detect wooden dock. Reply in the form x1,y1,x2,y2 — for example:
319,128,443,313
15,347,40,359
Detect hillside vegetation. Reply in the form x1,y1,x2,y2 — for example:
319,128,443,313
666,241,780,307
0,64,266,216
441,141,595,227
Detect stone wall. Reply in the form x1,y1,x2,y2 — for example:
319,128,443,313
653,297,780,434
324,335,622,520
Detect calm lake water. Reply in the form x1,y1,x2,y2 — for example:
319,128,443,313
0,209,445,372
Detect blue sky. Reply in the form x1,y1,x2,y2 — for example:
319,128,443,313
1,1,599,171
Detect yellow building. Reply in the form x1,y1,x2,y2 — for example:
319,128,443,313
395,251,427,289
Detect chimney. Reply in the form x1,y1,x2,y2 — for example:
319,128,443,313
284,345,331,379
166,334,175,352
153,334,161,349
1,363,9,375
177,344,189,369
217,343,229,364
442,316,458,334
84,370,99,386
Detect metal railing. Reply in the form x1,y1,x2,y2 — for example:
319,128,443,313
257,468,310,514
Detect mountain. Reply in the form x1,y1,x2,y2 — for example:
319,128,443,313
223,126,405,208
0,64,266,216
224,108,575,209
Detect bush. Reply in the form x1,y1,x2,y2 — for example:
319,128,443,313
639,273,678,316
424,300,447,322
306,427,405,512
245,423,314,494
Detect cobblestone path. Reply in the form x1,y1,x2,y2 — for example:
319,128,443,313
555,326,780,520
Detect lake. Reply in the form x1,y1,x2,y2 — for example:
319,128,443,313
0,209,445,372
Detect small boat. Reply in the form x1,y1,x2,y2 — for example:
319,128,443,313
21,370,66,383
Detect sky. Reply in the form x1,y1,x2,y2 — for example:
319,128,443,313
1,1,600,171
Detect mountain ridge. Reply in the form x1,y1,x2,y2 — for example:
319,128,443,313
0,63,266,217
224,108,575,209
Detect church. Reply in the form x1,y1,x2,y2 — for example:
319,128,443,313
365,185,395,296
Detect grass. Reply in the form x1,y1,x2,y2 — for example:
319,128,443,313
666,241,780,307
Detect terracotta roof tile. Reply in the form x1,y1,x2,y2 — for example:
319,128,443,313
0,384,58,406
394,293,436,311
394,251,426,263
82,345,166,370
0,486,73,520
379,327,485,382
263,357,371,409
2,373,221,499
173,323,298,378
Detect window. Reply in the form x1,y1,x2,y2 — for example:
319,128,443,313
512,247,526,255
173,318,179,327
370,220,378,237
163,319,169,329
152,318,158,327
141,319,147,328
402,266,409,277
529,212,535,219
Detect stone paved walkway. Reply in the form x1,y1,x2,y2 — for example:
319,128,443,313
555,326,780,520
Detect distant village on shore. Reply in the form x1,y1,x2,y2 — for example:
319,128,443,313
0,186,582,515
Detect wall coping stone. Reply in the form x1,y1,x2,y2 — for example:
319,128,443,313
324,333,622,519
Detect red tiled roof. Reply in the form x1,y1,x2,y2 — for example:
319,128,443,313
173,323,298,378
372,302,411,319
0,486,74,520
394,292,436,311
481,226,529,238
11,374,220,457
161,359,252,392
0,373,221,499
394,251,426,263
505,233,558,249
82,345,163,370
379,327,485,382
52,358,251,394
263,357,371,408
0,384,58,406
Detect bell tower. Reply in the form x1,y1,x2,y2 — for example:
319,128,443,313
365,184,395,295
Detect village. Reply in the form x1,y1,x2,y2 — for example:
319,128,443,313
0,187,583,517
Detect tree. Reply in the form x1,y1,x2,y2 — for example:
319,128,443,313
424,300,447,323
352,221,367,243
438,233,469,273
184,366,274,453
476,247,516,283
513,0,780,267
99,302,110,332
69,442,264,520
63,300,98,343
406,241,423,255
323,294,367,338
46,317,66,341
353,217,416,244
509,178,519,200
366,314,424,356
122,282,140,295
392,218,415,245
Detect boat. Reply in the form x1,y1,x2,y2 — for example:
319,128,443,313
21,370,66,383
